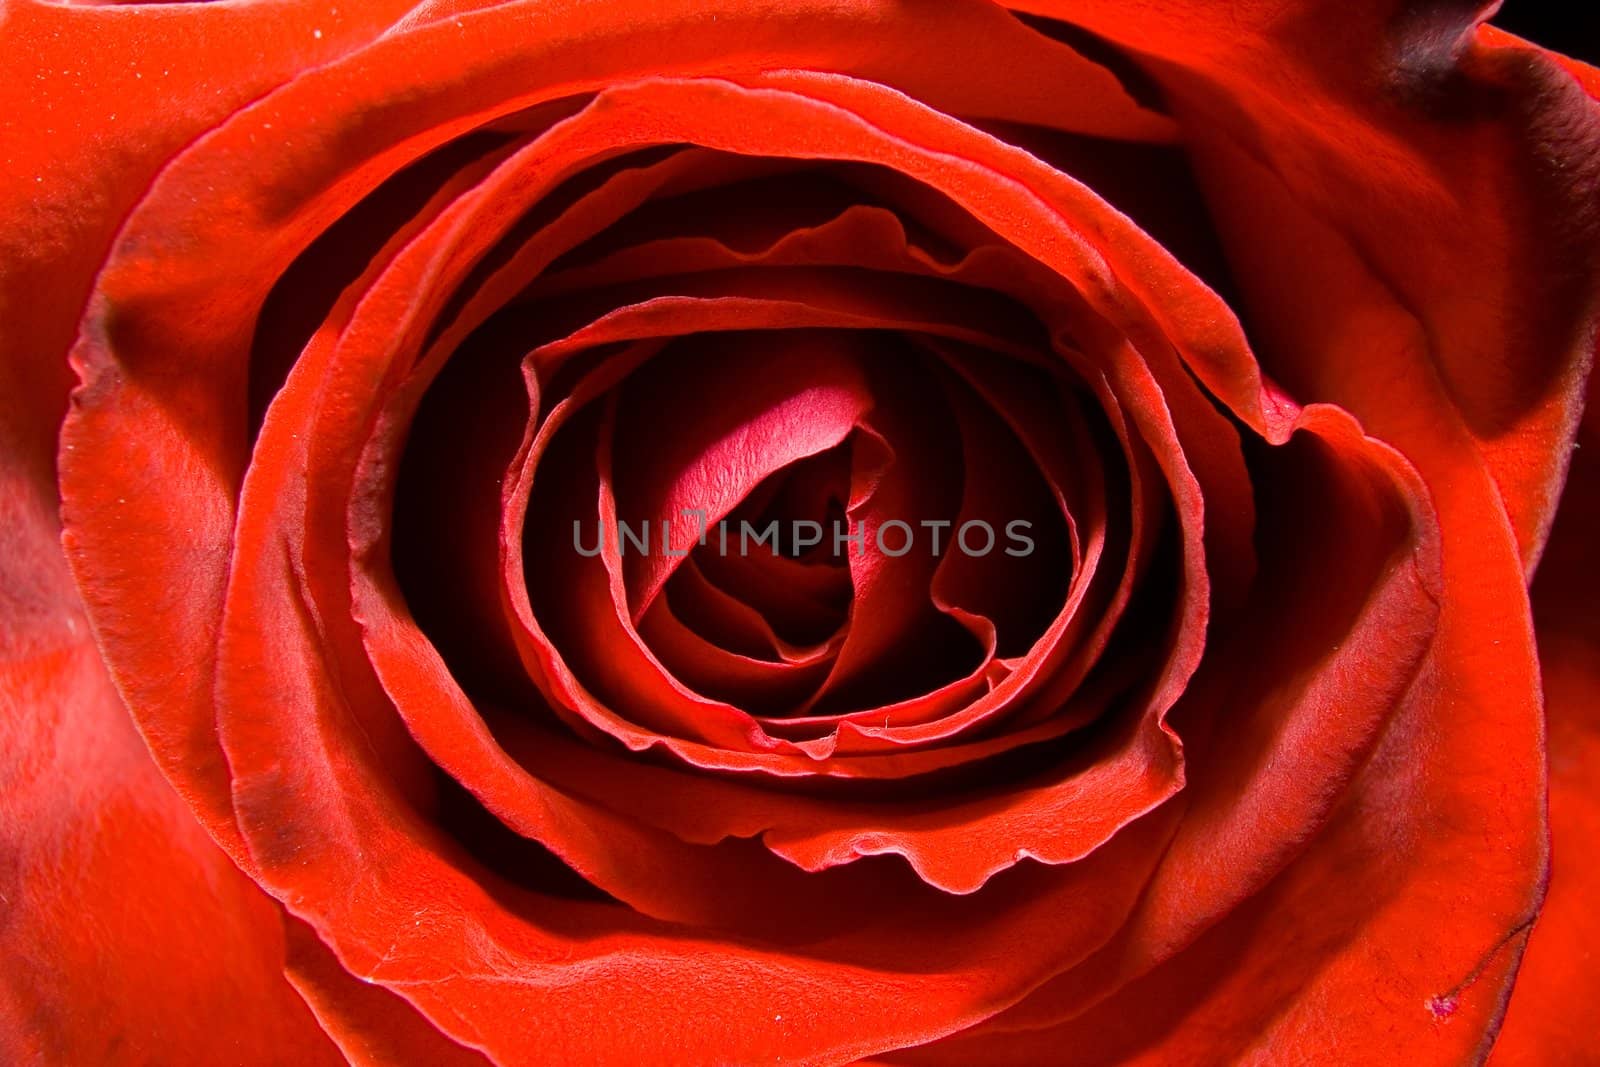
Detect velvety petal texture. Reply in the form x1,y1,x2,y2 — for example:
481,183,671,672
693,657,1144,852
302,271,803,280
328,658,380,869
2,0,1596,1065
1492,49,1600,1059
0,2,430,1060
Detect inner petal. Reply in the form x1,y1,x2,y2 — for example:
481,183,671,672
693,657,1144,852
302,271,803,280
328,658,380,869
608,328,874,620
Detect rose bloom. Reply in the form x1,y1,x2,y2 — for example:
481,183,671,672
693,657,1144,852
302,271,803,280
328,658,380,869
1,0,1597,1063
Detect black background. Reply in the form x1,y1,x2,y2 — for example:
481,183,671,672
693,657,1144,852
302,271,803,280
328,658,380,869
1493,0,1598,64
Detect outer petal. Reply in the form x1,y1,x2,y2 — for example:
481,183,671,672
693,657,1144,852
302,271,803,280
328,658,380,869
925,2,1592,1058
283,916,494,1066
1003,0,1600,574
0,457,341,1061
1489,42,1600,1064
1494,291,1600,1061
0,0,420,524
0,0,434,869
882,406,1496,1066
0,2,428,1061
0,619,345,1065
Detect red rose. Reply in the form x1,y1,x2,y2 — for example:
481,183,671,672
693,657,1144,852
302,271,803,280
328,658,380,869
3,1,1597,1064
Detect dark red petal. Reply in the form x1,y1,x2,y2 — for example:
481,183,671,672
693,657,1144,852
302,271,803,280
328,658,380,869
791,345,979,716
924,356,1074,660
608,330,873,621
51,0,1174,865
688,540,854,651
1493,373,1600,1062
636,595,838,714
654,556,840,664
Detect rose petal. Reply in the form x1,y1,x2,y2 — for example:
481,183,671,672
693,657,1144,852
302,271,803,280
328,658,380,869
1493,379,1600,1062
607,329,873,622
282,917,495,1066
885,408,1538,1065
1004,0,1600,572
0,557,342,1064
55,0,1176,858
